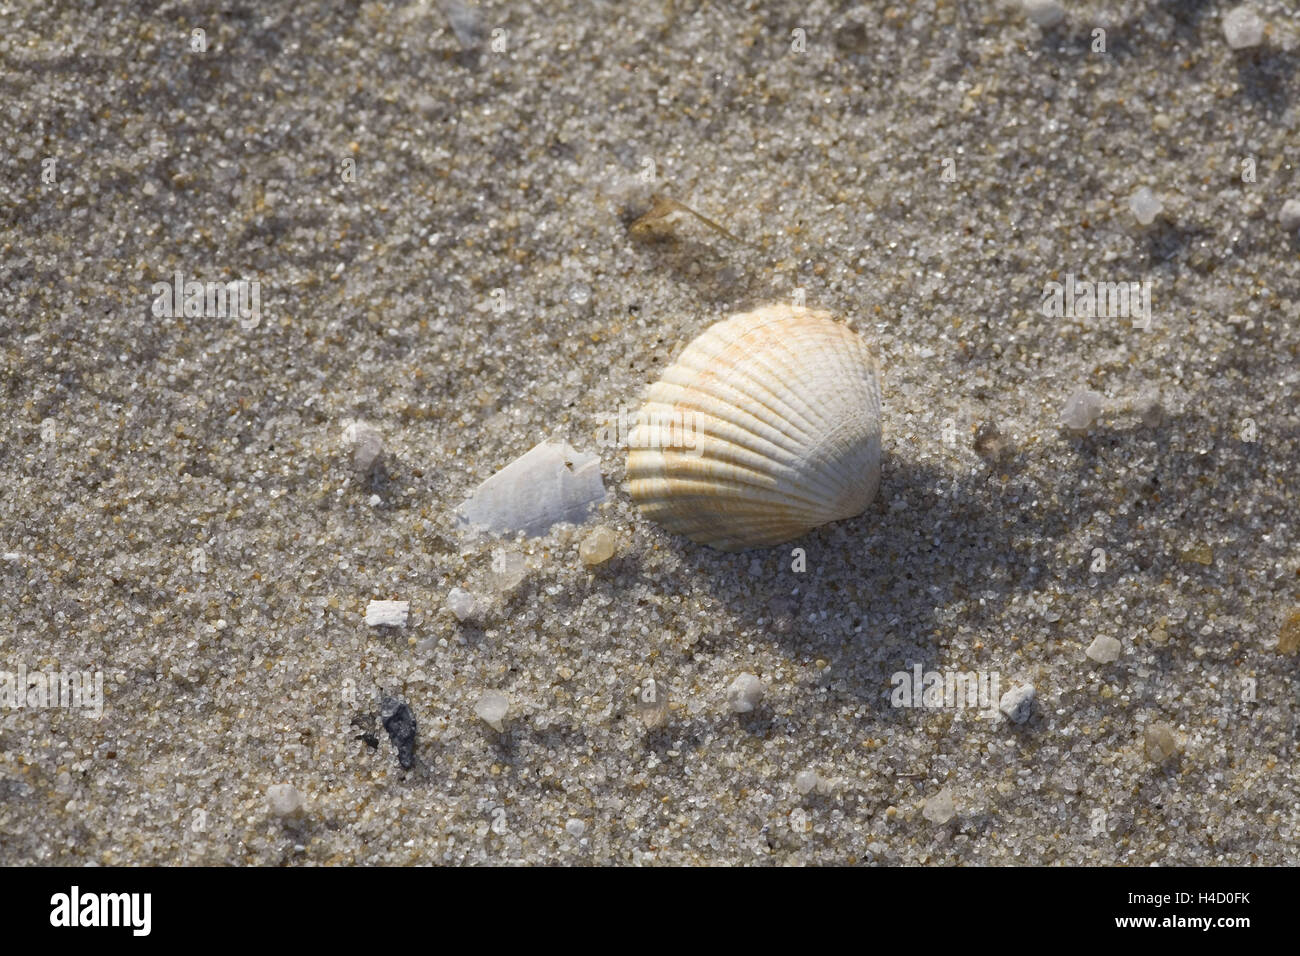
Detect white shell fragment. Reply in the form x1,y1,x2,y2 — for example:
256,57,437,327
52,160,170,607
627,304,882,552
458,440,606,538
474,690,510,732
364,599,409,627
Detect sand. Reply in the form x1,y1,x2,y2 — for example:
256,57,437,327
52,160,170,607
1,0,1298,865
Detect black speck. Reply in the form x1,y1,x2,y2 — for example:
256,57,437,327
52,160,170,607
380,696,418,770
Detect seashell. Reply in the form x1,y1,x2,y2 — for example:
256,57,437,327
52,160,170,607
626,304,882,552
458,440,606,538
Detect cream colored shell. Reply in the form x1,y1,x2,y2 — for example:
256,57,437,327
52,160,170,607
626,304,882,552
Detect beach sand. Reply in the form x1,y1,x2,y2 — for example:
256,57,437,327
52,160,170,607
1,0,1297,864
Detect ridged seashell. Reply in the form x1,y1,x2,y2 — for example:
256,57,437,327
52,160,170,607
626,304,882,552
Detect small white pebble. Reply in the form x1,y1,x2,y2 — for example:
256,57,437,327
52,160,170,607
474,690,510,732
1128,186,1163,225
364,599,409,627
1086,635,1123,663
1222,5,1265,50
445,587,480,623
1060,388,1105,431
565,818,586,837
369,493,382,506
794,770,820,795
341,420,383,474
1278,198,1300,232
266,783,304,819
999,684,1036,724
922,787,956,824
1021,0,1065,28
726,673,765,713
578,526,617,566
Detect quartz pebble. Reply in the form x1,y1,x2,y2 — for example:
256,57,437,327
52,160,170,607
1086,635,1122,663
457,440,606,538
998,684,1036,724
578,526,617,566
364,599,409,627
1060,389,1105,431
266,783,304,818
489,549,528,593
1144,723,1178,763
922,787,956,824
1222,6,1265,50
635,678,669,729
474,691,510,732
726,673,765,713
1021,0,1065,28
1278,199,1300,232
565,818,586,837
1128,186,1163,226
445,587,481,622
342,421,383,476
794,770,820,795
